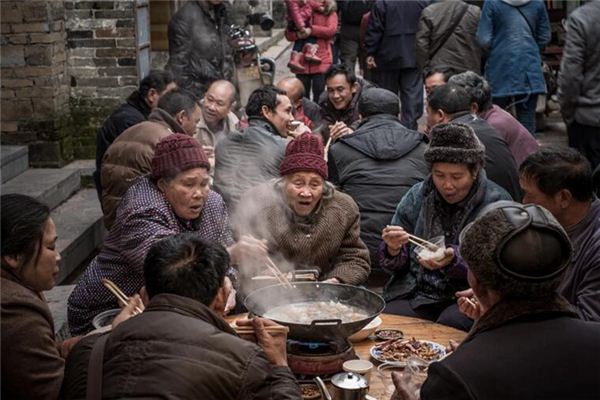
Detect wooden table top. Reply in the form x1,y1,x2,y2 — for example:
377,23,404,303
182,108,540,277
226,313,467,400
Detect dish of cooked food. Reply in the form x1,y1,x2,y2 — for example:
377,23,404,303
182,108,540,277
370,337,445,365
263,301,368,324
375,329,404,341
300,383,321,399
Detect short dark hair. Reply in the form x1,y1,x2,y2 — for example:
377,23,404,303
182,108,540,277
519,147,594,202
427,84,471,115
448,71,493,112
157,88,199,117
139,70,175,98
358,87,399,117
324,64,357,86
245,85,286,118
423,64,457,83
1,194,50,268
143,233,230,305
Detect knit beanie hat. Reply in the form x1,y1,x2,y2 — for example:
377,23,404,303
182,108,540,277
358,87,400,117
424,123,486,165
460,201,572,299
151,133,210,180
279,133,328,179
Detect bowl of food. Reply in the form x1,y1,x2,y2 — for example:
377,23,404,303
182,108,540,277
349,316,382,342
414,236,446,262
300,383,321,399
92,308,120,329
374,328,404,341
370,337,446,366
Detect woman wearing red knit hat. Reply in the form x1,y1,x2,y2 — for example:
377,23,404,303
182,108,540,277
235,132,370,286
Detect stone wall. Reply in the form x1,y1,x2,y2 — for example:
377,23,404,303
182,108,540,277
1,1,72,166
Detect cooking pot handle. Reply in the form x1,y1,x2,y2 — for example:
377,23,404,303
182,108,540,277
310,319,342,327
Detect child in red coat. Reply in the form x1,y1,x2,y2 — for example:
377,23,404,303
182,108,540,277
285,0,323,73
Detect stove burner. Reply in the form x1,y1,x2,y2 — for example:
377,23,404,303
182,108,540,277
288,338,351,356
287,338,357,377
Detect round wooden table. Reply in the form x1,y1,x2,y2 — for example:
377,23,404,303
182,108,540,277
227,313,467,400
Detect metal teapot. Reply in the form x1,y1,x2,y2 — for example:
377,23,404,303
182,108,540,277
314,372,376,400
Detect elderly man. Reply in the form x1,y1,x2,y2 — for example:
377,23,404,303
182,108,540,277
400,202,600,400
196,80,240,169
94,70,176,198
237,133,371,286
101,89,202,229
61,234,301,399
319,64,373,140
427,84,521,200
214,86,295,212
276,76,323,136
328,88,428,271
449,71,539,166
519,148,600,322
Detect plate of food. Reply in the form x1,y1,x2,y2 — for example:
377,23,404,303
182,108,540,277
370,337,446,366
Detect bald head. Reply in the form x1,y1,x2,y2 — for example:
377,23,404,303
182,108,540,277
276,76,305,105
202,80,237,125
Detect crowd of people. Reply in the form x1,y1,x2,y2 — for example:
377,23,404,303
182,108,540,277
2,0,600,399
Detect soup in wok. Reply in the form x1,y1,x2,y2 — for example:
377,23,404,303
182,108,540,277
263,300,368,324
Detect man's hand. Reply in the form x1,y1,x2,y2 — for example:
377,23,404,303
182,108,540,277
391,371,421,400
112,294,145,328
382,225,410,256
417,247,454,270
287,121,311,138
237,317,289,367
228,235,269,267
328,121,353,140
456,288,482,320
366,55,377,70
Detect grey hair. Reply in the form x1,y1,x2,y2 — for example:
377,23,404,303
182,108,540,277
448,71,493,113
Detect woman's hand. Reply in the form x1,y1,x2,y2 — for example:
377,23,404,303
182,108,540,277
228,235,269,267
456,288,482,320
417,247,454,270
382,225,409,256
112,294,145,328
366,55,377,70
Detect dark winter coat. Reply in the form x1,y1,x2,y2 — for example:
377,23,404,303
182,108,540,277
416,0,481,73
328,114,428,270
338,0,373,40
558,0,600,127
452,113,522,201
166,0,233,97
94,90,150,197
421,296,600,400
365,0,429,70
61,294,301,400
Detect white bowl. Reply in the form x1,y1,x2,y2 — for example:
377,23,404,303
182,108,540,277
349,316,382,343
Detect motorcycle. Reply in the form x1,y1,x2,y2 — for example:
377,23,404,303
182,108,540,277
228,12,276,108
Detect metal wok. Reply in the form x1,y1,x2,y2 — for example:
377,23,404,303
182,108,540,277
244,282,385,342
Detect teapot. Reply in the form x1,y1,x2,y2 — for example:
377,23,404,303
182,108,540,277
314,372,376,400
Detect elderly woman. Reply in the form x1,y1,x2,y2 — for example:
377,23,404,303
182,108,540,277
379,123,511,331
68,134,265,335
237,132,371,285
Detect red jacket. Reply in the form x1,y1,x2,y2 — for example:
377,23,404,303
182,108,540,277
285,0,313,31
285,2,338,75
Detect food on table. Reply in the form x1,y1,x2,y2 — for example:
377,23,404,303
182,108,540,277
375,329,404,341
374,337,443,362
300,384,320,399
263,301,368,324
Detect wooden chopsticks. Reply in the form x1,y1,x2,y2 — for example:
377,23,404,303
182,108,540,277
265,257,293,288
234,325,289,335
407,233,440,251
101,278,143,315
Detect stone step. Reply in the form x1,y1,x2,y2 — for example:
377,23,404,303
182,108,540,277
1,145,29,183
1,167,80,210
44,284,75,339
52,188,105,284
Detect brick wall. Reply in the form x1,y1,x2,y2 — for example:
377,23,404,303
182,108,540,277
1,1,72,166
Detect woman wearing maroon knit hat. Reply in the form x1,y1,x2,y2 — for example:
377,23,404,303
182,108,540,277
68,134,268,335
235,132,371,286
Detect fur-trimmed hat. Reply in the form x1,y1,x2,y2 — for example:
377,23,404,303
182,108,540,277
460,201,572,298
279,133,328,179
424,123,485,165
151,134,210,179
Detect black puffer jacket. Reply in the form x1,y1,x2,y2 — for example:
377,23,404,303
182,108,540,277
328,114,428,269
166,0,233,97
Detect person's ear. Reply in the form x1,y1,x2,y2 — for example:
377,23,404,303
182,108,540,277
175,109,187,125
470,102,479,114
1,254,20,270
351,82,359,95
437,109,448,123
140,286,150,307
557,189,573,209
209,285,229,315
157,178,168,193
146,88,159,107
260,105,272,120
229,100,237,112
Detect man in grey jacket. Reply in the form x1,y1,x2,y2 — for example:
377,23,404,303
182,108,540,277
558,0,600,169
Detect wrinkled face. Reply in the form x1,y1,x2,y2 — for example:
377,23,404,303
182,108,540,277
425,72,447,97
285,172,325,216
520,175,562,219
326,74,357,110
432,162,477,204
159,168,211,220
202,84,235,125
177,104,203,136
263,94,294,137
20,218,61,292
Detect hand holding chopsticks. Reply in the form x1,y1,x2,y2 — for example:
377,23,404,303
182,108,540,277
235,318,290,367
102,278,144,315
382,225,440,254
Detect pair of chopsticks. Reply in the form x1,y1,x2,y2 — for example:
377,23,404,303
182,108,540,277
265,257,293,288
234,325,290,335
407,233,439,251
101,278,143,315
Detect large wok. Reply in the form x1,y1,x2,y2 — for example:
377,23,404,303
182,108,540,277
244,282,385,342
